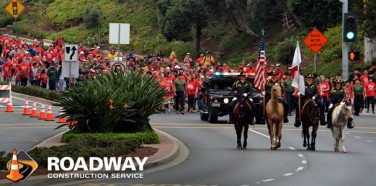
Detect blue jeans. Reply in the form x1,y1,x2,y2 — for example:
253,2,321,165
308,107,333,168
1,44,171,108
59,79,67,91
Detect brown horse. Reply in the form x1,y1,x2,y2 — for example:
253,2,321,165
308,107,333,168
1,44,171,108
301,99,320,151
265,84,284,150
233,94,254,150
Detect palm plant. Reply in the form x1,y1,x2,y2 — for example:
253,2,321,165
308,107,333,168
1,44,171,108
56,71,166,133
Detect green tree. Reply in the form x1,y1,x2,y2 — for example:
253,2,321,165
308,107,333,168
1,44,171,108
364,0,376,39
157,0,208,58
288,0,342,31
82,5,102,45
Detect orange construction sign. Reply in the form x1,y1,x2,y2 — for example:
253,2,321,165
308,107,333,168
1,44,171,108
303,27,328,54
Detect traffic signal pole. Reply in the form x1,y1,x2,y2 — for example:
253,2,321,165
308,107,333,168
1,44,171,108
341,0,349,81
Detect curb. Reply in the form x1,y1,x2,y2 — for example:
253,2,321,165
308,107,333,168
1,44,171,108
29,130,68,151
144,129,180,169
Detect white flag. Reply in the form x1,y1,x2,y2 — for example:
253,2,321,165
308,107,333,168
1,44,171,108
290,40,305,95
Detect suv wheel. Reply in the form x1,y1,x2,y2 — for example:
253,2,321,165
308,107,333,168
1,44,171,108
208,107,218,123
200,112,209,121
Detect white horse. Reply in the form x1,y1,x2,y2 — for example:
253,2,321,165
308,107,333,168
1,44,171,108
331,101,353,153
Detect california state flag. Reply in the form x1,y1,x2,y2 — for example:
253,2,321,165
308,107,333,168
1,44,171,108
290,41,305,96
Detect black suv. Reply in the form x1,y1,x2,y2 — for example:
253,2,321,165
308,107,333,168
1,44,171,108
199,74,263,123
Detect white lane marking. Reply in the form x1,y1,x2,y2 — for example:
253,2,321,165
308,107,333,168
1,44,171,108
256,182,261,184
366,140,373,143
262,179,275,182
284,173,294,176
296,167,304,172
298,154,304,158
289,146,295,150
354,136,361,139
250,129,270,138
302,160,307,164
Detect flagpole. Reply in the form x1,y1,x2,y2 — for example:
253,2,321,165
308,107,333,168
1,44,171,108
261,29,266,124
297,40,302,122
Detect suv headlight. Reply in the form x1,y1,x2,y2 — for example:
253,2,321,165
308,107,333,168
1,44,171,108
224,98,229,104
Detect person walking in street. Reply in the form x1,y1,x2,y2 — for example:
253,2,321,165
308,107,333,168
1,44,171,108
364,78,375,114
47,62,59,90
186,76,198,112
174,72,186,114
284,72,295,116
352,78,365,116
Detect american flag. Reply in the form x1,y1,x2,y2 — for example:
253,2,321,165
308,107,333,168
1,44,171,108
254,31,266,95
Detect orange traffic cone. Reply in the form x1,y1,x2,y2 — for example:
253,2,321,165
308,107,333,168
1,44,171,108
5,96,14,112
45,103,54,121
22,98,31,115
56,108,66,123
30,100,38,118
6,149,24,182
38,102,46,120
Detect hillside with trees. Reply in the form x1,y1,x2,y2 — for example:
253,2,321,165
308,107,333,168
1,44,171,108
1,0,375,77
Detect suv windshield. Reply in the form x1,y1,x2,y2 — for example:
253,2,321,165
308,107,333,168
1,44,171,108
207,77,236,90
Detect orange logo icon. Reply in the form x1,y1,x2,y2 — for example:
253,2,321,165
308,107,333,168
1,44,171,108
6,149,38,182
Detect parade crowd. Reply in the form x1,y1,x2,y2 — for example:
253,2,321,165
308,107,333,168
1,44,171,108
0,34,375,121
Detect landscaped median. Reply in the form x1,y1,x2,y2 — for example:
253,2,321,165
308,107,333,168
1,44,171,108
0,71,169,180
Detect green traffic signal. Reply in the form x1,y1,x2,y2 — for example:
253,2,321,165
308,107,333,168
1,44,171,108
343,13,358,42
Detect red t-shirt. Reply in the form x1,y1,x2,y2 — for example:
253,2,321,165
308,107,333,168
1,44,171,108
222,66,231,73
186,81,197,95
2,62,13,77
161,82,174,98
44,51,55,63
364,82,375,96
320,81,330,98
360,74,369,84
18,63,30,78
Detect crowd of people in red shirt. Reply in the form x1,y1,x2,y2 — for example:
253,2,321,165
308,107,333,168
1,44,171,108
1,34,375,115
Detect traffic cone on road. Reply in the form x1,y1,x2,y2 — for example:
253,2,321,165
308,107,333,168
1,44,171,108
6,149,24,182
5,96,14,112
56,108,66,123
30,100,38,118
22,98,31,115
45,103,54,121
38,102,46,120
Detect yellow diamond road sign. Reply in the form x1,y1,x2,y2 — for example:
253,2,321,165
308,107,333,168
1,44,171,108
6,0,25,19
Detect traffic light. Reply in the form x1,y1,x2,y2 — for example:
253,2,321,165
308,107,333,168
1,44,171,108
12,2,18,15
343,13,358,42
349,51,360,61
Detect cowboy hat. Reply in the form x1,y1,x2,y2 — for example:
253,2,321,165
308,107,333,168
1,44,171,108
305,73,314,78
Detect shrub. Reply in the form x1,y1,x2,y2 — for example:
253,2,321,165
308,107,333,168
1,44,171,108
55,71,166,133
62,130,159,144
28,135,142,168
11,85,62,101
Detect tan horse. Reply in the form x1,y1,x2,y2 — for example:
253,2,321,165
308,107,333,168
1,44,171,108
331,100,353,153
265,84,284,150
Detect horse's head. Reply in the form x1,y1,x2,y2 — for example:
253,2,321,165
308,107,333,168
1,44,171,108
234,93,252,119
342,100,354,119
238,93,248,104
272,83,283,101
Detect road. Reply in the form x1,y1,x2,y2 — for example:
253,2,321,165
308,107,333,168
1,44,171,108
23,112,376,186
0,96,66,153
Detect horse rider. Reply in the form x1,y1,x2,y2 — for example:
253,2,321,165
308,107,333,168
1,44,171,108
262,70,289,123
294,73,326,127
228,72,254,124
326,79,355,129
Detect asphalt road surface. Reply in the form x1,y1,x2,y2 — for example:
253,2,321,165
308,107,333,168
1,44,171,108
26,111,376,186
0,96,65,153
